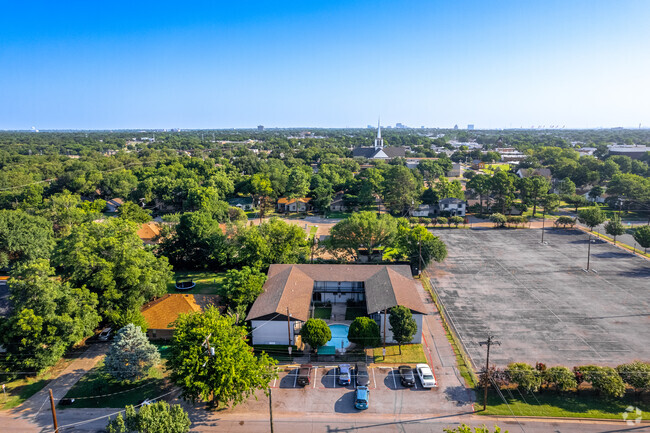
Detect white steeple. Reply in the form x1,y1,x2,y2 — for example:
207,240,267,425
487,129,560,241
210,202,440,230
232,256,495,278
374,118,384,149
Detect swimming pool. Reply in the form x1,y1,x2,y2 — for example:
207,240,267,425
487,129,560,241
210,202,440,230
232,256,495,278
324,324,350,349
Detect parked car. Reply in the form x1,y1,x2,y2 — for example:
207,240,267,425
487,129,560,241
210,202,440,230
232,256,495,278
354,386,369,410
338,364,351,386
98,328,113,341
297,364,312,387
59,398,75,406
355,362,369,387
416,363,437,388
398,365,416,387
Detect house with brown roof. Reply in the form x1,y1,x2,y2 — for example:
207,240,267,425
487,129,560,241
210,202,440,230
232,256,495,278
277,197,313,213
245,264,426,347
141,294,202,340
106,198,125,213
137,222,162,245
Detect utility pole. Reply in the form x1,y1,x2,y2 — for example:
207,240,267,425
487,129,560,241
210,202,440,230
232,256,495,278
269,388,274,433
287,307,292,346
478,335,500,411
49,389,59,433
418,232,422,276
586,233,592,271
541,210,546,244
383,308,387,352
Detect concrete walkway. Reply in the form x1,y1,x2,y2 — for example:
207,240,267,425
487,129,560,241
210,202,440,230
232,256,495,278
413,279,475,408
10,343,108,429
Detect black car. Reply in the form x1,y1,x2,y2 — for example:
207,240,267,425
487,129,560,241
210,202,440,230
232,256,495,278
398,365,415,387
355,362,369,386
297,364,312,387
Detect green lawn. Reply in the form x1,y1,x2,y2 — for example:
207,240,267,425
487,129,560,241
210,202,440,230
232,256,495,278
372,344,428,364
345,307,367,320
313,306,331,319
167,270,226,295
0,355,74,410
61,361,170,409
480,389,650,420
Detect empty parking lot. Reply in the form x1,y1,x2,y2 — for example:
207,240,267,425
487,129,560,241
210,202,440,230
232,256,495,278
428,227,650,368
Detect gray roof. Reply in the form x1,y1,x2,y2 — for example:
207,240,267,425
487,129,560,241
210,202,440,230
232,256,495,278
246,264,426,322
228,196,254,206
439,197,465,205
352,147,406,159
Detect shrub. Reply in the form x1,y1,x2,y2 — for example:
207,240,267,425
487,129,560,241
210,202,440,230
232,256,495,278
507,362,541,392
616,361,650,395
300,318,332,351
348,317,381,348
543,366,577,392
489,213,507,228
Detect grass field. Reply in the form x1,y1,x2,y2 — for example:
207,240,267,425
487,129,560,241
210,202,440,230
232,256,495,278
167,270,226,295
0,353,77,411
345,307,366,320
372,344,428,364
313,306,331,319
480,389,650,420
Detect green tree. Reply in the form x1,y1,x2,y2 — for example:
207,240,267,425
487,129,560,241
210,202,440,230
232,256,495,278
382,165,421,215
558,177,576,196
104,324,161,382
388,306,417,354
250,173,274,220
348,317,381,348
584,366,626,398
467,174,491,213
328,211,398,261
161,211,232,270
577,206,606,231
436,216,448,227
489,213,507,228
518,175,550,217
433,176,465,200
443,424,507,433
564,194,590,213
507,362,541,392
0,210,54,270
101,169,138,198
54,218,172,326
167,307,277,406
235,218,308,268
489,172,516,214
221,266,267,319
118,201,152,224
616,361,650,395
543,366,577,392
554,216,576,228
450,215,464,227
285,167,310,199
0,259,100,371
604,214,625,244
588,185,604,201
106,402,190,433
632,225,650,254
39,191,103,237
300,318,332,351
396,225,447,272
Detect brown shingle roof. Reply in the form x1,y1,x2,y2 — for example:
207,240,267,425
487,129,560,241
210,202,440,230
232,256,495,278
246,264,426,322
137,222,161,241
141,294,202,330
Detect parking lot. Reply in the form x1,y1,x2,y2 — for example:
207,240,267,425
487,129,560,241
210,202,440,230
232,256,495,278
429,227,650,368
226,364,471,416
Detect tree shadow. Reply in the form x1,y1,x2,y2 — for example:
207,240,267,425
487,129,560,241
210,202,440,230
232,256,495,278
279,369,298,388
443,386,473,406
321,368,339,389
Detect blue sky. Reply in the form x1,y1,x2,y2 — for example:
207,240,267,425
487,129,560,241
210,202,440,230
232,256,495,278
1,1,649,129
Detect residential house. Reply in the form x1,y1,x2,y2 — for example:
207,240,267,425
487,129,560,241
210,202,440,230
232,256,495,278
411,204,434,217
329,192,347,212
438,198,466,216
228,196,255,211
246,264,426,347
137,222,163,245
277,197,313,213
106,198,125,213
471,160,486,170
516,168,552,180
446,163,463,178
141,294,202,340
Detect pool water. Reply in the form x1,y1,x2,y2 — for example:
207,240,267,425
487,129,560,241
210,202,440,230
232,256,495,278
325,324,350,349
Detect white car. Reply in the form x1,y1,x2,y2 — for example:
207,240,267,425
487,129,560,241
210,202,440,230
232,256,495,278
416,363,437,388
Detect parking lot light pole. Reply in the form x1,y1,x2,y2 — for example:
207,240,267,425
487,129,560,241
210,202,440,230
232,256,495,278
479,335,500,411
586,233,592,271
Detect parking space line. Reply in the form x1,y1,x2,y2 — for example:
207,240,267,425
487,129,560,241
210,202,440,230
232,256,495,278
391,369,397,389
313,367,318,388
293,371,297,388
372,368,376,389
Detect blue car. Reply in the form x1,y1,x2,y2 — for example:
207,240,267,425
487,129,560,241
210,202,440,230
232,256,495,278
355,386,369,410
338,364,351,386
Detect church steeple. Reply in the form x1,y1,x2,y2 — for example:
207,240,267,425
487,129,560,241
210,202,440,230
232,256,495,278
374,118,384,149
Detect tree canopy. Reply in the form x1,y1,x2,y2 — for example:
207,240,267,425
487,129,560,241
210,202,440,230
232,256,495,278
104,324,161,382
0,210,54,270
388,305,418,354
167,307,277,406
300,318,332,351
106,402,190,433
327,211,398,261
347,316,381,348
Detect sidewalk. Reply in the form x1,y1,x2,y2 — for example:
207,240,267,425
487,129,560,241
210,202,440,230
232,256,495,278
11,343,108,423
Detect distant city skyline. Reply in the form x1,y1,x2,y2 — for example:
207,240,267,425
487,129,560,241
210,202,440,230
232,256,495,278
1,1,649,130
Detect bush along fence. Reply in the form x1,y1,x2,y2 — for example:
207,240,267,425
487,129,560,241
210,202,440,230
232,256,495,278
480,361,650,399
